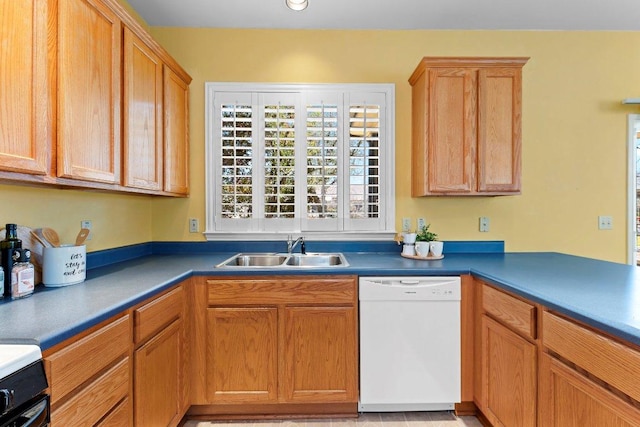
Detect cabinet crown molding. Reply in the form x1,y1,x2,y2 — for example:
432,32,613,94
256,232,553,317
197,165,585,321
409,56,529,85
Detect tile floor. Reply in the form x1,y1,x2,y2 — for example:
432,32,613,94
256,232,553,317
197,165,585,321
184,412,483,427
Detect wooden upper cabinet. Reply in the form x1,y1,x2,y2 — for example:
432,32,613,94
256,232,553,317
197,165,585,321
57,0,121,184
0,0,50,175
426,67,477,193
0,0,190,195
409,57,528,196
478,67,522,192
123,27,163,191
164,66,190,195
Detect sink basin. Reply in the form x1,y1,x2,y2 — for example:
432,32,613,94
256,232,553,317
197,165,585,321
215,252,348,268
285,253,348,267
218,254,288,267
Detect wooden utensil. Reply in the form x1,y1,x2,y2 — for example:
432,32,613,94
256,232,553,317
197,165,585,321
30,230,51,248
75,228,90,246
42,227,61,247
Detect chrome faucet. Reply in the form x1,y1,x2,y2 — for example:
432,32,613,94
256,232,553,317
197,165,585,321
287,235,306,254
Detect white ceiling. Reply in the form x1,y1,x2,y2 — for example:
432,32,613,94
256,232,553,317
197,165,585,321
126,0,640,31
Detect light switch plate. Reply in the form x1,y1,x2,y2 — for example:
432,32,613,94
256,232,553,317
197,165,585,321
598,216,613,230
189,218,199,233
80,220,92,240
479,217,490,232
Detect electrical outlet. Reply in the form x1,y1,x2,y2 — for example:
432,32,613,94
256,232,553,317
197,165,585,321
479,217,490,232
80,220,92,240
189,218,199,233
402,218,412,232
417,218,426,230
598,216,613,230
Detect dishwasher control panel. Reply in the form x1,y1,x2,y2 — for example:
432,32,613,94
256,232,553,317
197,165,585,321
359,276,461,301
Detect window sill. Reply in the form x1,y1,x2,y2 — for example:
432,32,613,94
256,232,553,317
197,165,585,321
203,231,398,241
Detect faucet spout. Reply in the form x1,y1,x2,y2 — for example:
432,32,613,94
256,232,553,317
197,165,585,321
287,235,306,254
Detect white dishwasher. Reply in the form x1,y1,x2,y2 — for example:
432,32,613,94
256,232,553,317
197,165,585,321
358,276,461,412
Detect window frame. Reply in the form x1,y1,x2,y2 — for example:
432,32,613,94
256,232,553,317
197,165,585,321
204,82,396,241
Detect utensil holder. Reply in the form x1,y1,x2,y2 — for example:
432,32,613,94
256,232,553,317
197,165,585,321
42,245,86,287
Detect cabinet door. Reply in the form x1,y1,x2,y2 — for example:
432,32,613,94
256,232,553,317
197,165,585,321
57,0,121,184
482,315,536,427
540,354,640,427
283,306,357,402
0,0,49,175
163,66,189,195
134,319,182,427
427,67,476,194
477,67,522,193
206,307,278,403
123,27,163,191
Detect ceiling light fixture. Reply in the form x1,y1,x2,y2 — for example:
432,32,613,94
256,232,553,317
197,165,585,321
285,0,308,11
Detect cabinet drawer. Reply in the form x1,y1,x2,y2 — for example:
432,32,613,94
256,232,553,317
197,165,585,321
46,314,131,403
207,276,357,305
96,397,131,427
134,285,183,344
483,284,536,340
51,357,129,426
543,311,640,403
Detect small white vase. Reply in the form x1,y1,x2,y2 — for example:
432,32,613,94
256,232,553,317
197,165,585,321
429,241,444,257
415,242,430,257
403,232,417,244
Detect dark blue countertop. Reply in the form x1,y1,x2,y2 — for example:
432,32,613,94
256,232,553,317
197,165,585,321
1,249,639,351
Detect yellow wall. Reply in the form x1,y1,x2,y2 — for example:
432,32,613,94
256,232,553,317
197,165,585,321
148,28,640,262
2,22,638,261
0,184,153,250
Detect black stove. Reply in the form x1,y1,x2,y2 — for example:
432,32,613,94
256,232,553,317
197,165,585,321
0,345,49,427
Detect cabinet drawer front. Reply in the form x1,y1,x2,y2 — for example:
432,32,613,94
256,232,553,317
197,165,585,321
47,314,131,403
207,276,356,305
51,357,129,426
483,284,536,339
543,311,640,403
95,396,131,427
134,285,183,344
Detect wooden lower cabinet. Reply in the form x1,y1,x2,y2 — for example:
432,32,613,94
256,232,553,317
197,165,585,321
133,284,188,427
206,307,278,403
45,314,132,427
44,282,188,427
194,275,359,417
481,315,537,427
474,282,640,427
539,354,640,426
283,307,357,402
134,320,183,426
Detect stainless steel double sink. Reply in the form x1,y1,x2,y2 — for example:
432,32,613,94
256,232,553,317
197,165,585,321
215,252,349,268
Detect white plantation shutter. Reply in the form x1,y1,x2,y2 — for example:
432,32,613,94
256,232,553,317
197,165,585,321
260,93,300,231
344,92,386,231
303,92,342,232
205,84,395,238
212,92,259,232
